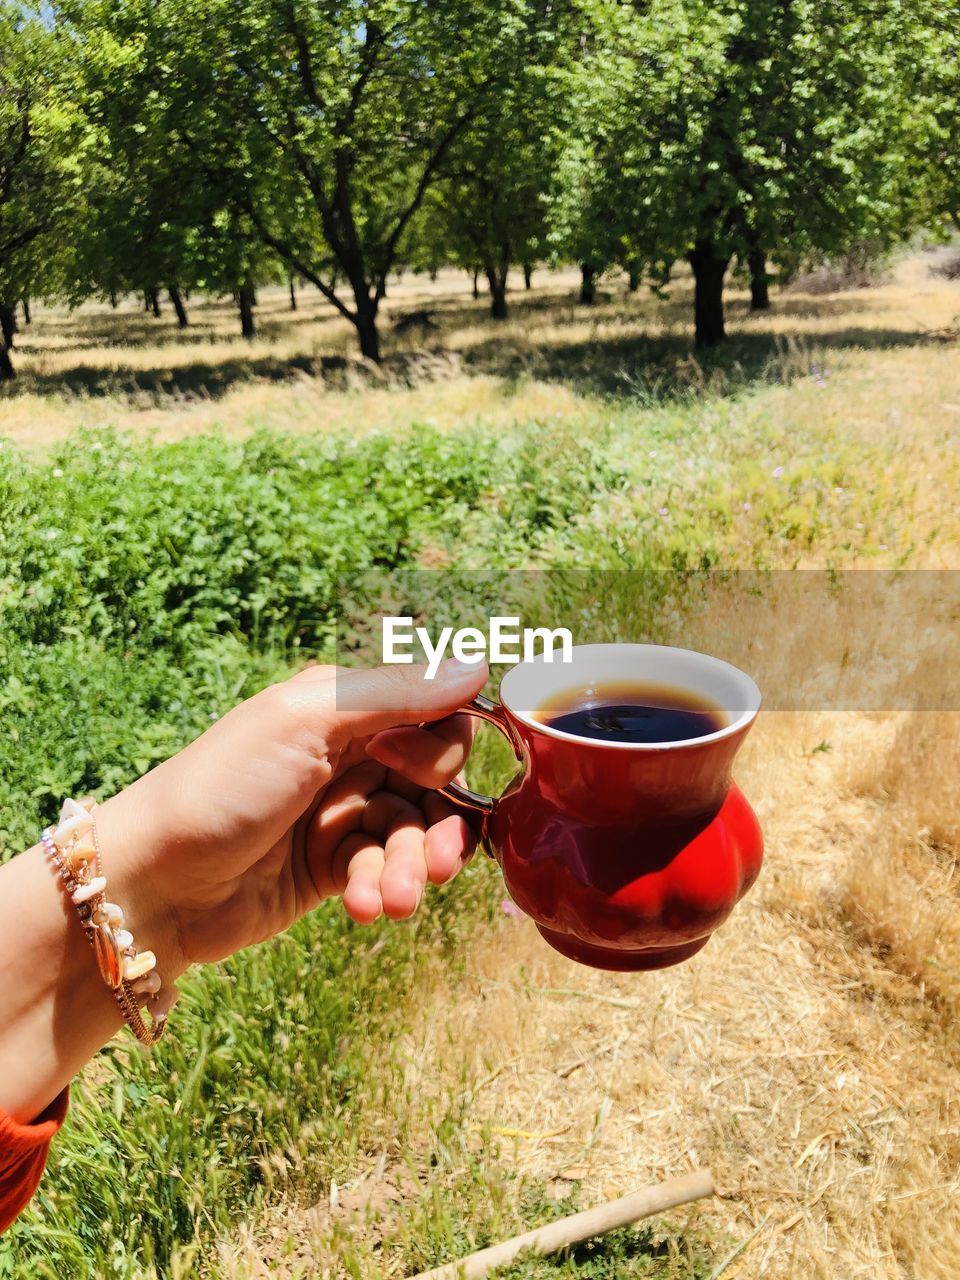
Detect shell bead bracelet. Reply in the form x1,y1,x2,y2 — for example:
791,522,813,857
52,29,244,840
41,797,177,1047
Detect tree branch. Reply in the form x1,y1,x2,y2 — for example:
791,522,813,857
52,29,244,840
374,95,487,299
245,203,357,324
283,2,324,111
0,95,31,208
230,53,334,222
0,220,44,262
337,20,391,135
281,109,333,221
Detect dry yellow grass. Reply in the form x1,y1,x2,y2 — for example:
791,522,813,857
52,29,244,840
840,705,960,1014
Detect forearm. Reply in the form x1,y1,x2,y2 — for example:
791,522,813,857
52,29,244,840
0,794,184,1124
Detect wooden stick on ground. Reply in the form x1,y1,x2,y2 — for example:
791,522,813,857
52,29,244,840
409,1168,715,1280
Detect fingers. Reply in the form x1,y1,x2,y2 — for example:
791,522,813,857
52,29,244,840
328,791,476,924
379,804,429,920
305,759,479,926
339,833,386,925
341,794,426,922
305,760,386,899
365,713,474,789
286,663,338,684
424,810,478,884
331,658,487,742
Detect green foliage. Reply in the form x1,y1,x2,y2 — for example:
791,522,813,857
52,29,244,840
4,0,953,355
0,423,625,854
0,2,91,369
547,0,947,338
415,19,566,316
63,0,547,355
610,0,937,262
60,0,276,314
924,4,960,231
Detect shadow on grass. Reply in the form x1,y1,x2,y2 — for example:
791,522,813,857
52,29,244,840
16,301,339,356
459,322,952,400
425,283,893,330
2,287,953,406
1,351,360,400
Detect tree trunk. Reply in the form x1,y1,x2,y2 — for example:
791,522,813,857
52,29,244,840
149,289,162,319
627,266,642,293
472,268,480,300
238,278,256,339
0,342,14,381
289,277,297,311
353,296,381,362
0,301,17,351
429,266,438,283
485,265,508,320
748,246,770,311
21,298,31,325
110,289,118,309
523,261,533,290
687,239,729,347
580,263,597,305
168,285,188,328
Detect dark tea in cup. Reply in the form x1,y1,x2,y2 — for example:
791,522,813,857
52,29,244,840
534,681,728,744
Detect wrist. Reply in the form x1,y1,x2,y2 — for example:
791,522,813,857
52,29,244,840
95,787,189,986
0,843,125,1121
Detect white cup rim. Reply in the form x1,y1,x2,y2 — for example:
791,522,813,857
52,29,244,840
498,642,761,751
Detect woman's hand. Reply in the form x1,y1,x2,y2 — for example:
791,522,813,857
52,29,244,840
98,658,489,978
0,658,488,1124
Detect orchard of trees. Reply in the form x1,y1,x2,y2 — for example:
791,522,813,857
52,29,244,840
1,0,958,380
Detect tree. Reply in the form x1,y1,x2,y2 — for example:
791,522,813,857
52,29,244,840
61,4,282,340
0,3,88,380
912,3,960,234
423,26,561,322
580,0,938,346
544,8,668,307
157,0,541,362
547,134,642,304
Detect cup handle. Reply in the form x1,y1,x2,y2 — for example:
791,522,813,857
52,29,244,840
438,694,522,816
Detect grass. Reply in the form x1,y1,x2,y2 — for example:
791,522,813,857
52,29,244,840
1,247,959,1278
839,702,960,1012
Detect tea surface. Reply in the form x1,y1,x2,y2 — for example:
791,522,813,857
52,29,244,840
535,680,727,744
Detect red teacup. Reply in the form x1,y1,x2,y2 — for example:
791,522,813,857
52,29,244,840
442,643,763,971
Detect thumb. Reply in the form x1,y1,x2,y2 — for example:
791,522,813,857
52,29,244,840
330,658,489,743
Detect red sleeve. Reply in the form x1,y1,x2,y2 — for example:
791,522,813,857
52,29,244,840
0,1090,69,1232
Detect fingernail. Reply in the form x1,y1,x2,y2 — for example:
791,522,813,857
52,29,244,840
365,738,399,763
443,656,484,679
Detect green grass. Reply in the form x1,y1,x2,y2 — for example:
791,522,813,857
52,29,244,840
0,370,898,1276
